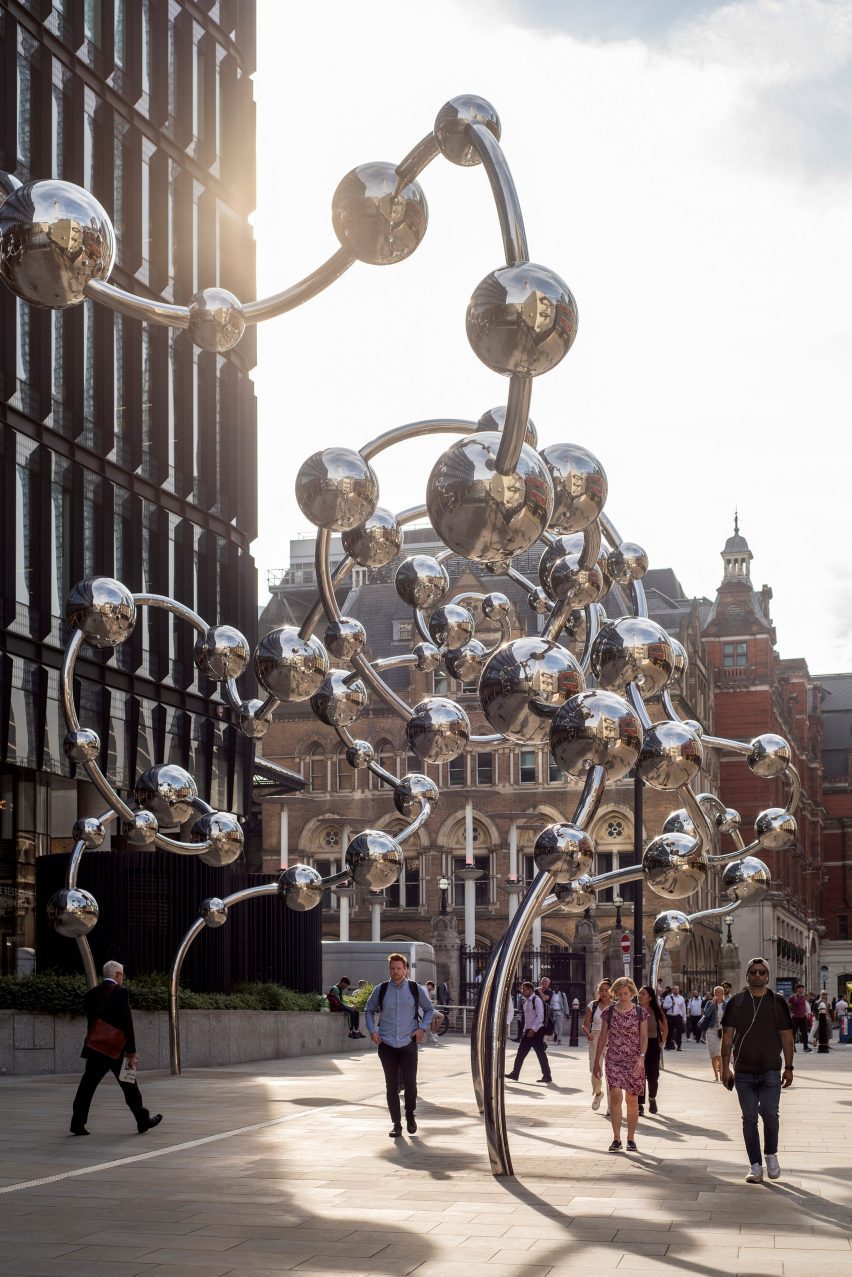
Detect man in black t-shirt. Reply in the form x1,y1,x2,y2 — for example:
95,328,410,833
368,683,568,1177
721,956,794,1185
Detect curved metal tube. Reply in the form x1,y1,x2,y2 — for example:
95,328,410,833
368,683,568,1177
627,681,653,733
783,765,801,815
708,836,760,866
649,937,667,991
466,122,528,266
689,898,742,925
701,735,753,756
495,375,533,478
396,800,432,846
360,419,475,464
242,247,355,323
588,864,644,892
681,785,715,857
85,278,190,328
396,133,441,187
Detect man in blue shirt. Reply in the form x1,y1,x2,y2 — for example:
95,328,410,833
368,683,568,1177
505,980,553,1083
365,952,433,1137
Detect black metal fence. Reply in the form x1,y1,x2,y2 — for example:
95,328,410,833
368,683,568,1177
680,968,721,995
459,945,586,1010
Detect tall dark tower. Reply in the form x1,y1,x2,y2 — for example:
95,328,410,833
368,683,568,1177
0,1,258,970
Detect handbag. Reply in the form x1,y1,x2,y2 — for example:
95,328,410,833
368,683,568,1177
84,985,127,1060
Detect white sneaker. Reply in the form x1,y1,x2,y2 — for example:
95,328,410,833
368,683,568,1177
592,1093,602,1111
745,1163,763,1183
765,1154,781,1180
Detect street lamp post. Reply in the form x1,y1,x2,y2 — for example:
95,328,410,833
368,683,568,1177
438,876,449,915
613,894,623,931
724,915,734,946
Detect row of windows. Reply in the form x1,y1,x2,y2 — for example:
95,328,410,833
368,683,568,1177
299,744,567,792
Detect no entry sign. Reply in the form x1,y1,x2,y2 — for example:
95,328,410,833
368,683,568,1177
620,933,631,954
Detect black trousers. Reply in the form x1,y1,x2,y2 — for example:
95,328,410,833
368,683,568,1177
71,1053,149,1130
335,1007,360,1033
640,1037,661,1103
378,1039,418,1125
792,1016,810,1049
509,1027,551,1080
688,1014,703,1042
665,1014,684,1049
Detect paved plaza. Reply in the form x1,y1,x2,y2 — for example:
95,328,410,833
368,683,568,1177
0,1035,850,1277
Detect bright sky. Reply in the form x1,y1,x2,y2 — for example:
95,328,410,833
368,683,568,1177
252,0,852,675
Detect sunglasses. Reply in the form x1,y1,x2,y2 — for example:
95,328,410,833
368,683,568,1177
748,968,768,976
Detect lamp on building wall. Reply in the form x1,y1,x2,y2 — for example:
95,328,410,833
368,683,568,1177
724,915,734,945
438,876,450,915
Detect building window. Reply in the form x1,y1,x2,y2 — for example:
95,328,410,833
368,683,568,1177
307,744,325,792
452,854,490,907
722,642,748,668
519,749,537,783
606,820,625,839
548,755,562,783
336,745,354,792
386,856,421,910
322,828,341,848
477,753,493,785
433,669,451,696
523,853,535,887
393,620,414,642
449,755,465,786
313,856,338,911
839,915,849,941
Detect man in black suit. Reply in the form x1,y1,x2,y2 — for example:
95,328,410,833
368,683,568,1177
70,960,162,1136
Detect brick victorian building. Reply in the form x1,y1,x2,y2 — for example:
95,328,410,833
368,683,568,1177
819,672,852,999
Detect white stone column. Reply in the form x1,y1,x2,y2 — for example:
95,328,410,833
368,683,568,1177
370,895,384,942
532,916,542,982
279,806,288,870
465,800,474,865
335,887,354,942
507,820,521,922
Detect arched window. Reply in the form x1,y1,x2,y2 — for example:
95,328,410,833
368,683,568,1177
307,743,326,792
591,811,635,902
336,744,354,792
372,739,397,788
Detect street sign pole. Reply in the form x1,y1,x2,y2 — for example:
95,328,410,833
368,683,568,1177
621,932,631,978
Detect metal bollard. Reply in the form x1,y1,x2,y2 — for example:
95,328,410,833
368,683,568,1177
569,997,580,1047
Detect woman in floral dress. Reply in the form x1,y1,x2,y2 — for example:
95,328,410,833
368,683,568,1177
593,976,648,1152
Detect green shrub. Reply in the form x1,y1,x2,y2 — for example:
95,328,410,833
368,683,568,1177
0,972,322,1014
346,982,374,1011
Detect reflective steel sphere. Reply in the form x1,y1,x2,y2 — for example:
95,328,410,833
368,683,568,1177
643,832,707,900
715,806,741,834
332,162,428,265
667,636,688,682
0,179,115,307
395,555,450,609
540,443,607,534
476,404,537,448
47,887,99,937
681,718,704,737
0,171,22,208
533,823,594,883
200,897,228,927
394,772,440,818
346,739,374,769
544,550,604,608
591,616,675,698
748,733,792,779
341,506,402,567
426,431,554,563
65,576,136,649
413,641,442,673
434,95,501,165
480,636,584,744
723,855,771,904
278,863,324,912
72,816,106,849
310,668,367,728
528,586,551,615
662,809,697,837
538,533,582,600
235,699,271,740
444,639,486,683
482,591,510,620
63,727,101,763
636,721,704,791
755,807,797,851
295,447,379,532
406,696,470,763
126,809,159,847
607,541,649,587
194,625,250,682
193,811,244,867
254,627,329,702
345,829,404,890
324,617,367,662
428,603,475,650
187,287,245,351
466,263,578,377
652,909,692,950
135,764,198,826
550,689,643,782
552,876,597,913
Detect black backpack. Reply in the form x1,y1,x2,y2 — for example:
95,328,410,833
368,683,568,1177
376,980,425,1023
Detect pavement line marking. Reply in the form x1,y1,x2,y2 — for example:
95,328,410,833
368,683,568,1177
0,1103,360,1196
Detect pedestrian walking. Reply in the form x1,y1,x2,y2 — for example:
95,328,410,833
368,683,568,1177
364,952,433,1137
815,991,833,1053
668,985,686,1050
687,991,704,1042
786,983,812,1053
549,986,566,1045
424,981,445,1043
637,985,667,1114
721,955,794,1183
70,960,162,1137
505,981,552,1083
582,979,612,1111
593,976,648,1153
699,985,726,1081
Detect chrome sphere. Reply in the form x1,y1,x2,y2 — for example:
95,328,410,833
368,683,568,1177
187,287,244,352
715,806,741,834
0,179,115,307
540,443,607,534
662,809,697,837
533,823,594,883
528,586,551,615
406,696,470,763
480,636,584,744
434,94,501,165
681,718,704,737
310,668,367,728
65,576,136,649
126,809,159,847
72,816,106,849
346,739,374,769
552,876,597,913
591,616,675,698
723,855,771,904
755,807,797,851
466,263,579,377
47,887,99,937
278,863,323,912
413,641,442,673
482,591,510,620
428,604,475,650
652,909,692,951
476,404,537,448
550,689,643,783
235,699,271,740
444,639,486,683
426,431,554,563
194,625,250,682
200,897,228,927
254,627,329,702
324,617,367,662
636,721,704,791
607,541,649,587
0,172,22,207
63,727,101,763
538,533,582,600
345,829,404,891
545,551,604,608
341,506,402,568
135,763,198,826
394,772,440,818
295,447,379,532
193,811,244,867
395,555,450,609
332,162,427,265
667,636,688,682
748,733,792,779
643,832,707,900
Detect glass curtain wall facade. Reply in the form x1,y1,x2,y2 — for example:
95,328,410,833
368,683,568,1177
0,0,258,970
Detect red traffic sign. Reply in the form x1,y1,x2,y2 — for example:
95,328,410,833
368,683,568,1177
620,934,631,954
